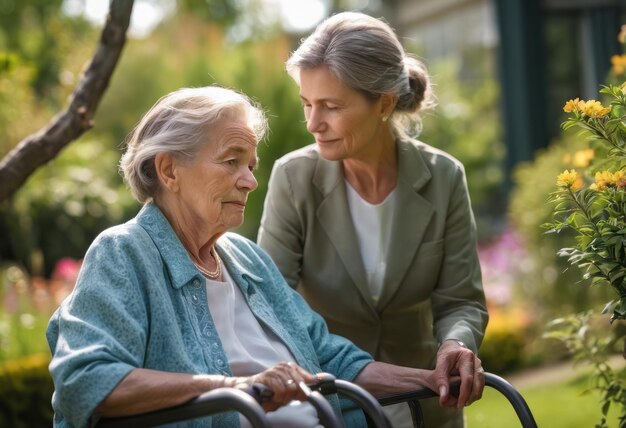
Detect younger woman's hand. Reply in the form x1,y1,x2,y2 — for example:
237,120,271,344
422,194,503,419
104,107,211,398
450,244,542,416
434,340,485,409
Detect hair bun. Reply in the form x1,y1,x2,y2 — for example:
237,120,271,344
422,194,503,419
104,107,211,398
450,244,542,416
397,56,435,113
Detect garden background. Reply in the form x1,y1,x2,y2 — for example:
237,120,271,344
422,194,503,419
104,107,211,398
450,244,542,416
0,0,625,426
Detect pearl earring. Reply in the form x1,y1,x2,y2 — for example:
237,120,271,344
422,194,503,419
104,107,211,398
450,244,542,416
382,116,388,122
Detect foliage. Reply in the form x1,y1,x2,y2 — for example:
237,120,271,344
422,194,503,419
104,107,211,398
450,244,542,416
421,56,505,236
1,138,138,276
545,85,626,321
0,1,99,160
478,307,530,374
0,52,39,158
0,354,54,428
0,262,70,426
177,0,251,29
0,2,103,272
544,312,626,428
0,0,92,100
0,262,71,362
0,265,50,361
540,49,626,426
475,230,559,373
505,138,621,372
509,135,615,320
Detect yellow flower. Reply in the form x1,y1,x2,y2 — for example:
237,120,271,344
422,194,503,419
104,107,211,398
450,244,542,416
563,98,581,113
613,170,626,189
581,100,611,118
557,169,582,190
572,149,594,168
594,171,615,191
612,54,626,75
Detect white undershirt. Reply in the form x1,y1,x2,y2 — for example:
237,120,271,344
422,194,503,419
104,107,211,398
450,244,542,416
345,183,410,425
345,181,397,304
206,268,321,428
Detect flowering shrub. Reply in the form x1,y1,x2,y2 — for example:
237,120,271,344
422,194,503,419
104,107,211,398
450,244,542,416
546,84,626,321
544,83,626,427
475,230,552,373
478,230,533,306
0,258,78,362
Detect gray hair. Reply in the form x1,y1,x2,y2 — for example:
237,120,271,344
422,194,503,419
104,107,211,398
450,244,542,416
286,11,436,137
119,86,267,203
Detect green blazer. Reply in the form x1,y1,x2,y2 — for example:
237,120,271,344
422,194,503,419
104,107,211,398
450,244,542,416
258,138,488,368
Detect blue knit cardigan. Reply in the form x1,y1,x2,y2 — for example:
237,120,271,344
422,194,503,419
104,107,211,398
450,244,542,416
47,203,373,427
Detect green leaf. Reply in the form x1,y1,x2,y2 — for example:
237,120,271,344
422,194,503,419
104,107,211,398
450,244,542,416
611,104,626,119
601,300,615,314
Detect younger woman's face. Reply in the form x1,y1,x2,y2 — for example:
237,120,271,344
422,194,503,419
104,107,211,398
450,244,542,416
298,65,388,162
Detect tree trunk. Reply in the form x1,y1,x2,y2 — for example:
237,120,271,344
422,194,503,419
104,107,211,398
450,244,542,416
0,0,134,203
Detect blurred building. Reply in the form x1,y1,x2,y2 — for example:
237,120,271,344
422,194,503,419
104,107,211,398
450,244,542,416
385,0,626,184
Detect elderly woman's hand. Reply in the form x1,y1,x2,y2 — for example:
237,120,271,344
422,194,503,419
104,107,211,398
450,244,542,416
434,340,485,409
240,362,318,412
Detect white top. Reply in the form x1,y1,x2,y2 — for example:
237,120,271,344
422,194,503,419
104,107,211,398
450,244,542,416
345,181,397,304
206,267,321,428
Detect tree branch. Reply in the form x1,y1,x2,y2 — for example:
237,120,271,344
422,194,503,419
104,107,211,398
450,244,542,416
0,0,135,203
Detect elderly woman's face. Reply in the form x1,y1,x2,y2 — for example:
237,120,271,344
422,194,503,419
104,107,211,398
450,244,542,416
299,65,386,162
172,117,258,231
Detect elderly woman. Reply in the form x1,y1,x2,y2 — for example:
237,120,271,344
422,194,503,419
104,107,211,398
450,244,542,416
46,86,448,428
258,12,489,428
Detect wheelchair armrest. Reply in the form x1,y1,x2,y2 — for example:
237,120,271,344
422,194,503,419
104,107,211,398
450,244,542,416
298,380,346,428
377,383,450,406
334,379,392,428
376,372,537,428
483,372,537,428
95,387,269,428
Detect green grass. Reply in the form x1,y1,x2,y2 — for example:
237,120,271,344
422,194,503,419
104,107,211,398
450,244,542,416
466,373,623,427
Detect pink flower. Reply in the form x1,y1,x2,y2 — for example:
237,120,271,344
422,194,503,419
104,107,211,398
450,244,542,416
52,258,82,283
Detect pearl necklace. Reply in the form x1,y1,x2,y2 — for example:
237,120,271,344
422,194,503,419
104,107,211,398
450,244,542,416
192,248,222,280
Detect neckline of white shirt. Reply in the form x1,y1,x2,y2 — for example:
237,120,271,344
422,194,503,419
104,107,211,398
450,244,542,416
344,180,397,207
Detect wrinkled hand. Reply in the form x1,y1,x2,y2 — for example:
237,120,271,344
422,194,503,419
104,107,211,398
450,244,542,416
239,362,318,412
434,340,484,409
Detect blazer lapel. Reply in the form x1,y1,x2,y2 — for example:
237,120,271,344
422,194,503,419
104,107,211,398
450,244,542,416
377,139,434,309
312,157,377,312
